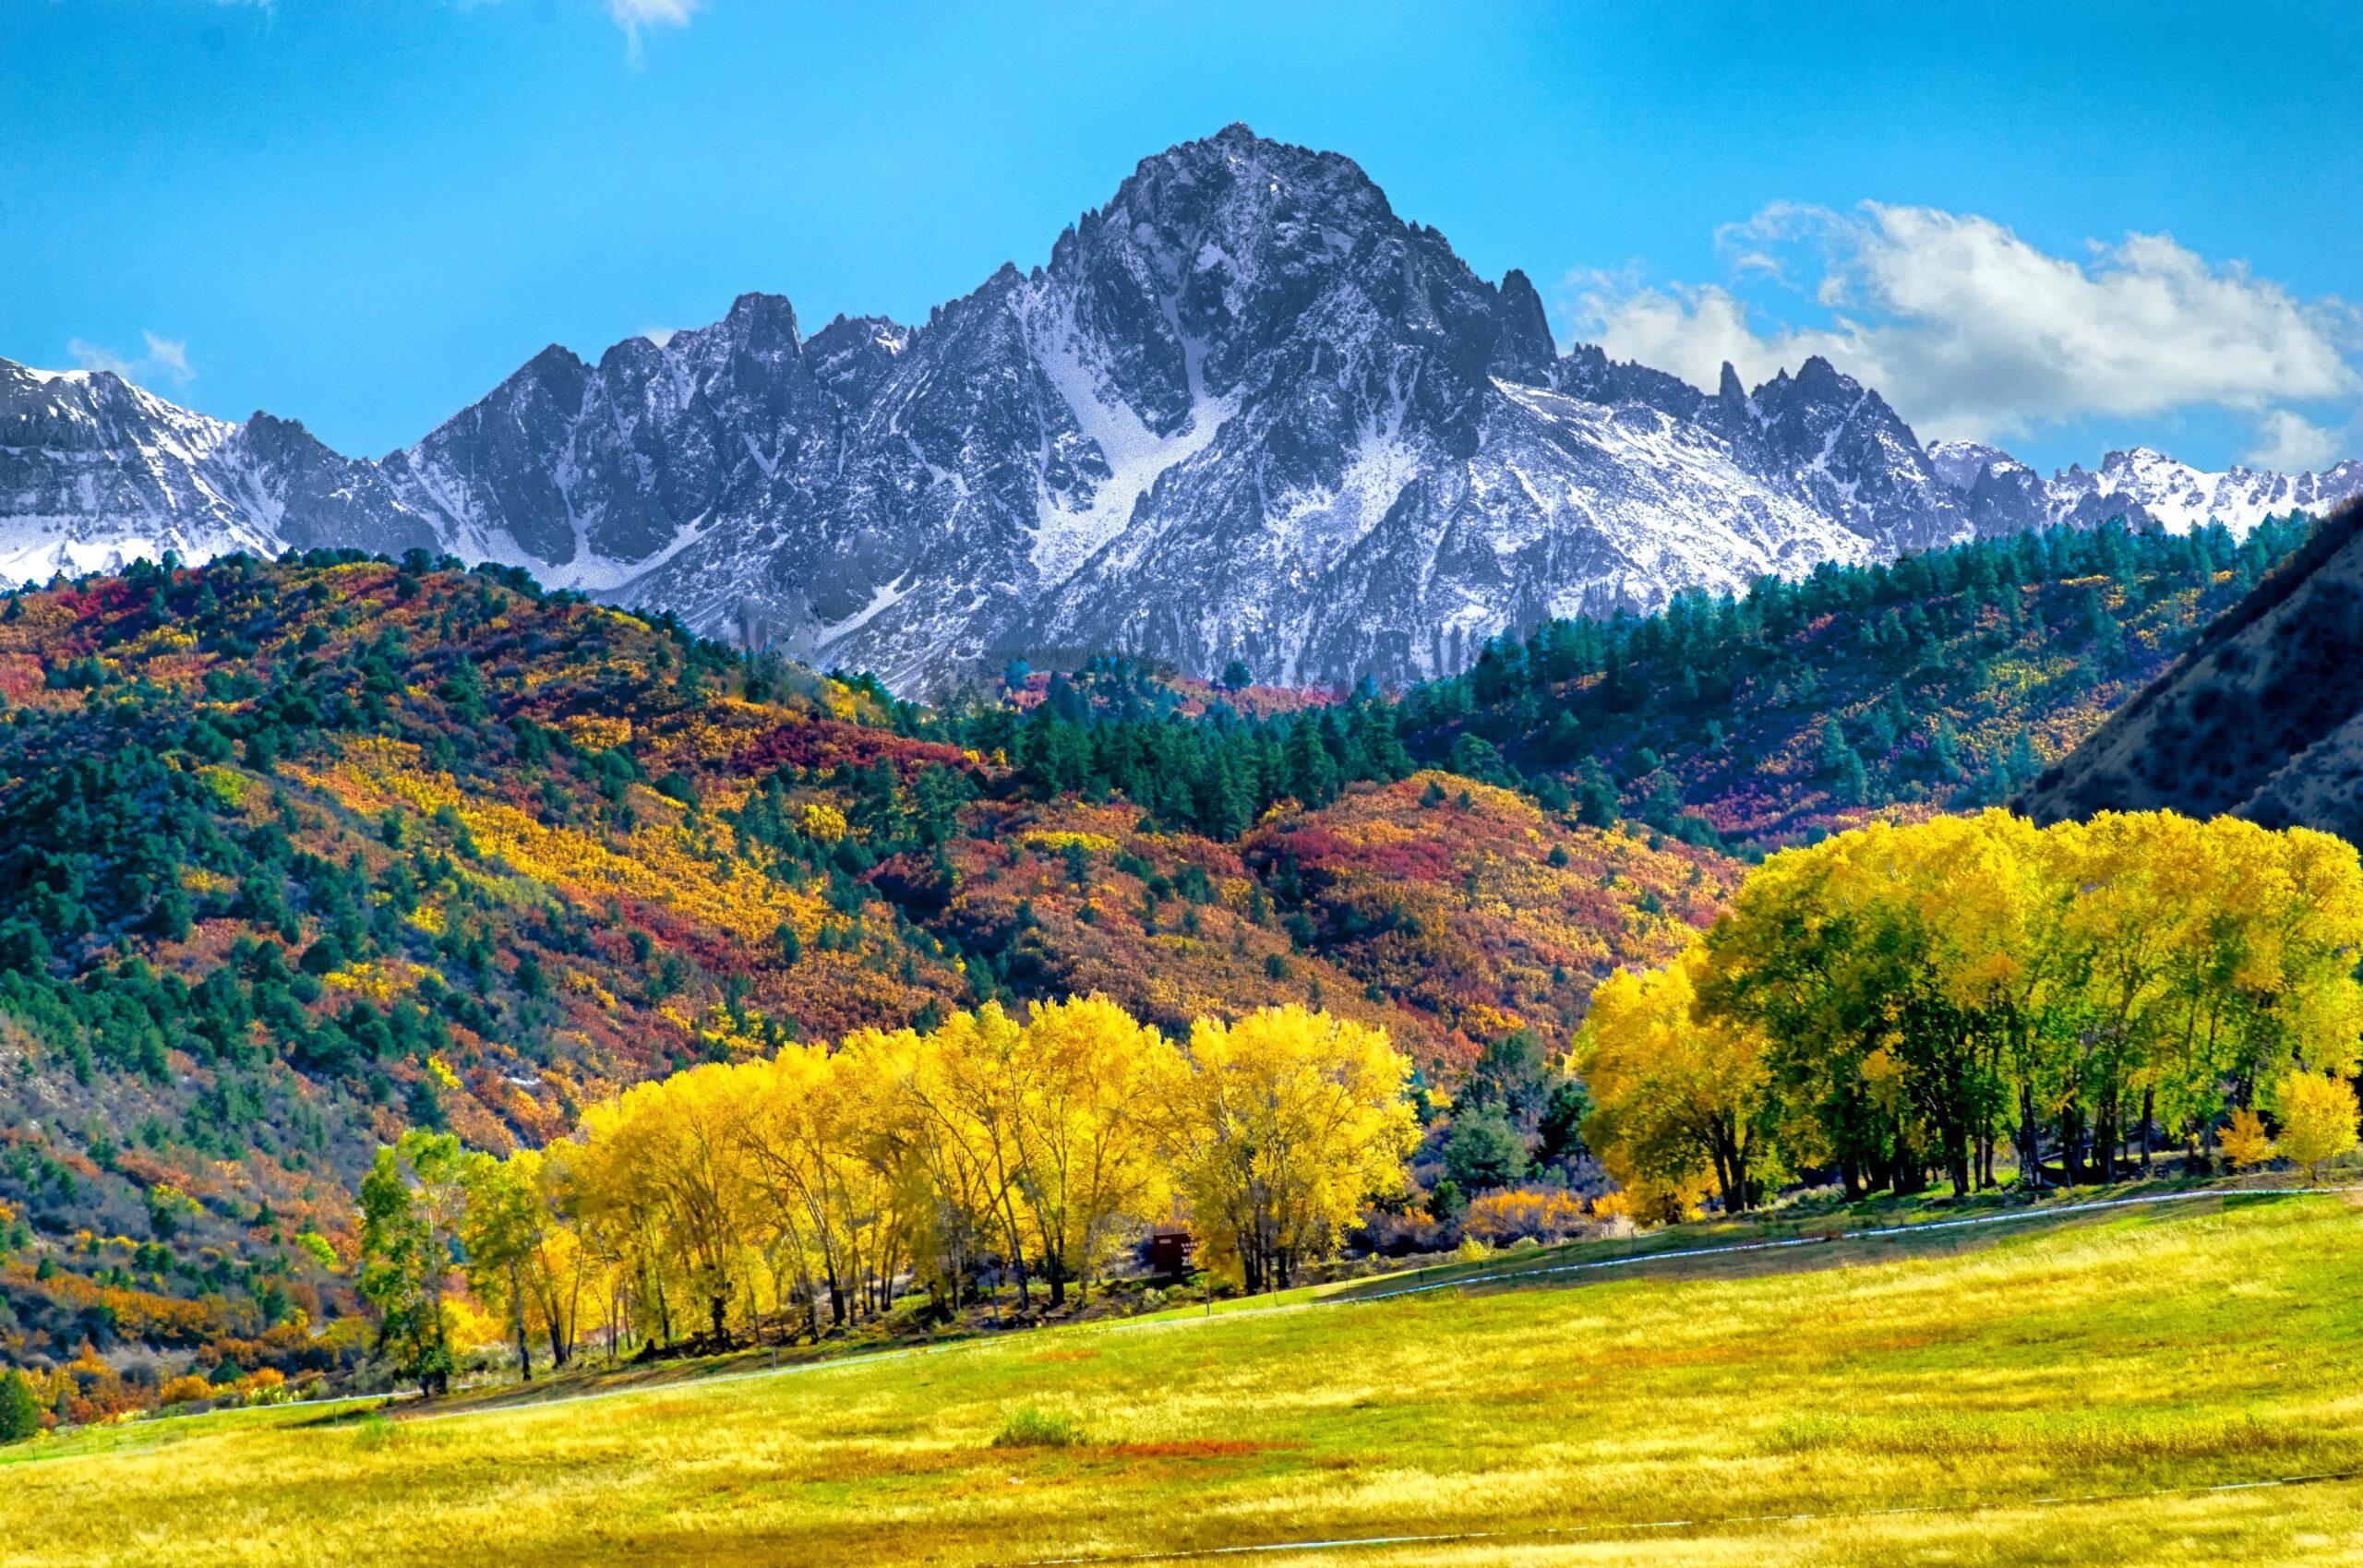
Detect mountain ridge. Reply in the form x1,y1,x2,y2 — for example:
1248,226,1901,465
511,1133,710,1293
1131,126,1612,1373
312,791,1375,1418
5,125,2357,691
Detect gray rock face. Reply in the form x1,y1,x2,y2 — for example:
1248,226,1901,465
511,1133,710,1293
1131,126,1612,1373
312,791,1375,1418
6,126,2355,693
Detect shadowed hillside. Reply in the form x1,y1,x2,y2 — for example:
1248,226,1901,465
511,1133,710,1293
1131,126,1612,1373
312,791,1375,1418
2023,501,2363,837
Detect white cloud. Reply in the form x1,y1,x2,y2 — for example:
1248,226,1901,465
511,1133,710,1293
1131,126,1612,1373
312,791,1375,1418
609,0,699,60
141,332,193,383
641,327,678,348
66,339,136,378
1570,203,2362,462
2243,409,2346,473
67,332,196,387
609,0,699,24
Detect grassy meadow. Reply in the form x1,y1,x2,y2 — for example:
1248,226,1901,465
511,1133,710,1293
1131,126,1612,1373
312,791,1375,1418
7,1191,2363,1568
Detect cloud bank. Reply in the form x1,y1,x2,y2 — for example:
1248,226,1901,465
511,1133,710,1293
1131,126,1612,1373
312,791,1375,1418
1570,203,2361,466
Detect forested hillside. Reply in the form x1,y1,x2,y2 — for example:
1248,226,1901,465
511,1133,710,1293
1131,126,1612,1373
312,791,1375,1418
0,509,2329,1416
1394,515,2317,848
0,551,1714,1406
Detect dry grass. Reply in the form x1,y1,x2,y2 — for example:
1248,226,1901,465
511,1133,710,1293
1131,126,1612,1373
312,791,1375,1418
6,1195,2362,1566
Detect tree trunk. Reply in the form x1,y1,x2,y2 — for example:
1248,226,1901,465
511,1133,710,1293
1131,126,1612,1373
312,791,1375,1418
2017,1085,2043,1191
1713,1131,1748,1216
510,1262,533,1383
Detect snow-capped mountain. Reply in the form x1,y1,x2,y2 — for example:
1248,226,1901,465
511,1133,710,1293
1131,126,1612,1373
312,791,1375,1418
0,362,436,583
1928,440,2363,540
5,126,2355,692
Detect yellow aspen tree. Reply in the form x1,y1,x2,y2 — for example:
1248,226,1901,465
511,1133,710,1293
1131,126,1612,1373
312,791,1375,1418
1158,1005,1416,1293
855,1023,1002,1318
522,1141,602,1369
1011,995,1181,1305
587,1066,763,1347
1576,943,1770,1216
2050,811,2210,1183
2219,1108,2275,1170
2274,1070,2360,1181
882,1005,1043,1310
734,1041,908,1333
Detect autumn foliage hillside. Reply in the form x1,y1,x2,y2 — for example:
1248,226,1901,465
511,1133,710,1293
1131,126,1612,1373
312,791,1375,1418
893,778,1729,1076
0,551,1725,1401
1242,775,1737,1069
0,553,987,1402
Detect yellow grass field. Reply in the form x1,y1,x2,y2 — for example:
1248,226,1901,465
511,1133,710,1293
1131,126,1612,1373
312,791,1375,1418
7,1191,2363,1568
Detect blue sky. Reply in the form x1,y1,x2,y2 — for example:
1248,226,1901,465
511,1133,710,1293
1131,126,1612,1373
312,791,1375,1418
3,1,2357,473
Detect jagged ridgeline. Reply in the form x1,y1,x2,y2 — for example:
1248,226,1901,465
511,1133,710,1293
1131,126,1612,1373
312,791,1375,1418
6,126,2356,695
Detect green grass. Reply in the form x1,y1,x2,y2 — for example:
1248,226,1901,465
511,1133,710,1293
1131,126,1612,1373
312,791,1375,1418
6,1191,2361,1566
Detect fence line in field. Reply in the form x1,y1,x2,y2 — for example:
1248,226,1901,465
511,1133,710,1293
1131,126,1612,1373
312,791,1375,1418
1336,1183,2363,1304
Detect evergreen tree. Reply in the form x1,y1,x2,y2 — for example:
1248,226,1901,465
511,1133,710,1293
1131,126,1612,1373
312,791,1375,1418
0,1369,42,1443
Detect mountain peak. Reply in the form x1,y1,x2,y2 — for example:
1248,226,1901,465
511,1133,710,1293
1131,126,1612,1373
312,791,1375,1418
1792,354,1849,395
521,342,588,378
721,290,799,339
1491,269,1556,378
1108,123,1390,232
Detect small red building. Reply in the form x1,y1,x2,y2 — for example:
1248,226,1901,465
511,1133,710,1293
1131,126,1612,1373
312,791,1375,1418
1148,1228,1196,1277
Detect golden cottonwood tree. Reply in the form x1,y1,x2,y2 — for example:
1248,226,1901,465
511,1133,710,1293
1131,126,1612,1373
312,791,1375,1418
1575,943,1770,1215
732,1041,906,1333
1158,1005,1417,1293
518,1140,606,1368
2273,1069,2360,1180
576,1066,763,1347
457,1144,601,1372
1008,995,1180,1304
854,1023,995,1315
1603,808,2363,1201
564,1119,682,1354
880,1002,1041,1307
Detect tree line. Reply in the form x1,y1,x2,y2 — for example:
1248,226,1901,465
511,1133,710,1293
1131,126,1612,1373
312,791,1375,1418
1397,515,2318,837
899,517,2321,854
1577,810,2363,1215
358,1000,1416,1394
